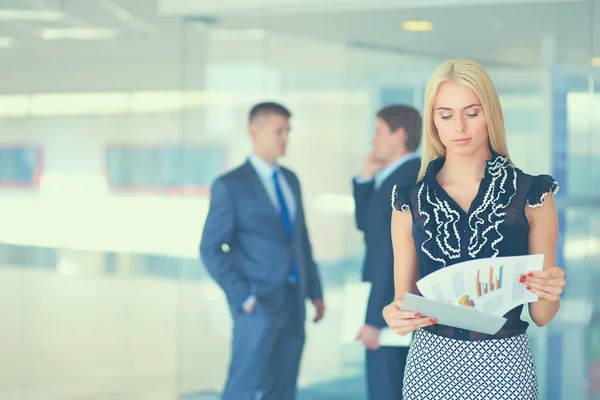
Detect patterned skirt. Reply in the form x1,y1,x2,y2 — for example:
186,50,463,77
403,329,538,400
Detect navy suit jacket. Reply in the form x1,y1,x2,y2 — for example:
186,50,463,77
353,157,421,328
200,160,323,318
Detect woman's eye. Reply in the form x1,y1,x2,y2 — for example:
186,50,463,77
466,113,479,118
440,115,452,120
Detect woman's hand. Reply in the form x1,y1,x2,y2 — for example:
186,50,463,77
520,266,566,302
383,299,437,336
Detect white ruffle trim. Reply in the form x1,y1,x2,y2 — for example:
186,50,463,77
527,182,560,208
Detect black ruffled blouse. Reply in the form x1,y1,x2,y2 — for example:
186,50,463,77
392,153,559,341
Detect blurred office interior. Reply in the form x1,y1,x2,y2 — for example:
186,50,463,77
1,0,600,399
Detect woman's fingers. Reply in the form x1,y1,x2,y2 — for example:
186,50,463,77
526,281,563,296
525,284,560,302
524,276,566,287
384,300,437,336
389,316,436,335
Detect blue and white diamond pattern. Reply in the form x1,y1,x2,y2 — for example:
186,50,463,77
403,329,538,400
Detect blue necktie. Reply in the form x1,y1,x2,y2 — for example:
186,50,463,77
272,170,298,284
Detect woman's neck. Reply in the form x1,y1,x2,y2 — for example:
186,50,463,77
437,147,493,185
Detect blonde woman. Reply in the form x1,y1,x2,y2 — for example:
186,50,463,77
383,58,566,399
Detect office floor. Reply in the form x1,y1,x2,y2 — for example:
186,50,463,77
181,376,365,400
1,267,366,400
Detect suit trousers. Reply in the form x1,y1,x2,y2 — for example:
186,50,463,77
366,345,409,400
222,283,304,400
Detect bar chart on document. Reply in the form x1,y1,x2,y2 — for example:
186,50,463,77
416,254,544,317
476,264,504,297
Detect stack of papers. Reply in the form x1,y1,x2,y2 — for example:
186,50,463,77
339,254,544,344
403,254,544,335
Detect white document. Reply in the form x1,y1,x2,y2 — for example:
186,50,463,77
416,254,544,317
401,293,507,336
340,281,412,347
401,254,545,335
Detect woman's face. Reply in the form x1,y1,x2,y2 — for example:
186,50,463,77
433,81,490,157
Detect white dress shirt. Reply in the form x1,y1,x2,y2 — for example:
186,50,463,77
248,153,297,221
242,154,297,309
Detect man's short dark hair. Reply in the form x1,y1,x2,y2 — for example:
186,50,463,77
376,104,422,152
249,102,291,123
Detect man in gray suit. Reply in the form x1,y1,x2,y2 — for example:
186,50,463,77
200,102,325,400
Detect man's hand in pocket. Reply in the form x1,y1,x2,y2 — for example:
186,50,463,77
243,297,257,314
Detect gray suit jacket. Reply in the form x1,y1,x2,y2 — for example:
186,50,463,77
200,160,323,318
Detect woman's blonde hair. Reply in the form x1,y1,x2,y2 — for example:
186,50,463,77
418,58,512,181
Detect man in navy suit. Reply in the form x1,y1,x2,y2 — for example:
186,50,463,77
200,102,325,400
353,104,422,400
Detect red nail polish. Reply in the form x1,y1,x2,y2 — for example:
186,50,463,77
527,272,534,277
526,286,531,290
429,318,437,324
414,313,421,318
519,276,526,283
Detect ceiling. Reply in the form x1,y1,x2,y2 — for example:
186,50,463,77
212,0,600,68
0,0,598,83
0,0,181,64
0,0,174,39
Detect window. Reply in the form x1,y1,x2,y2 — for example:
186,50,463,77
0,146,43,187
106,145,226,193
